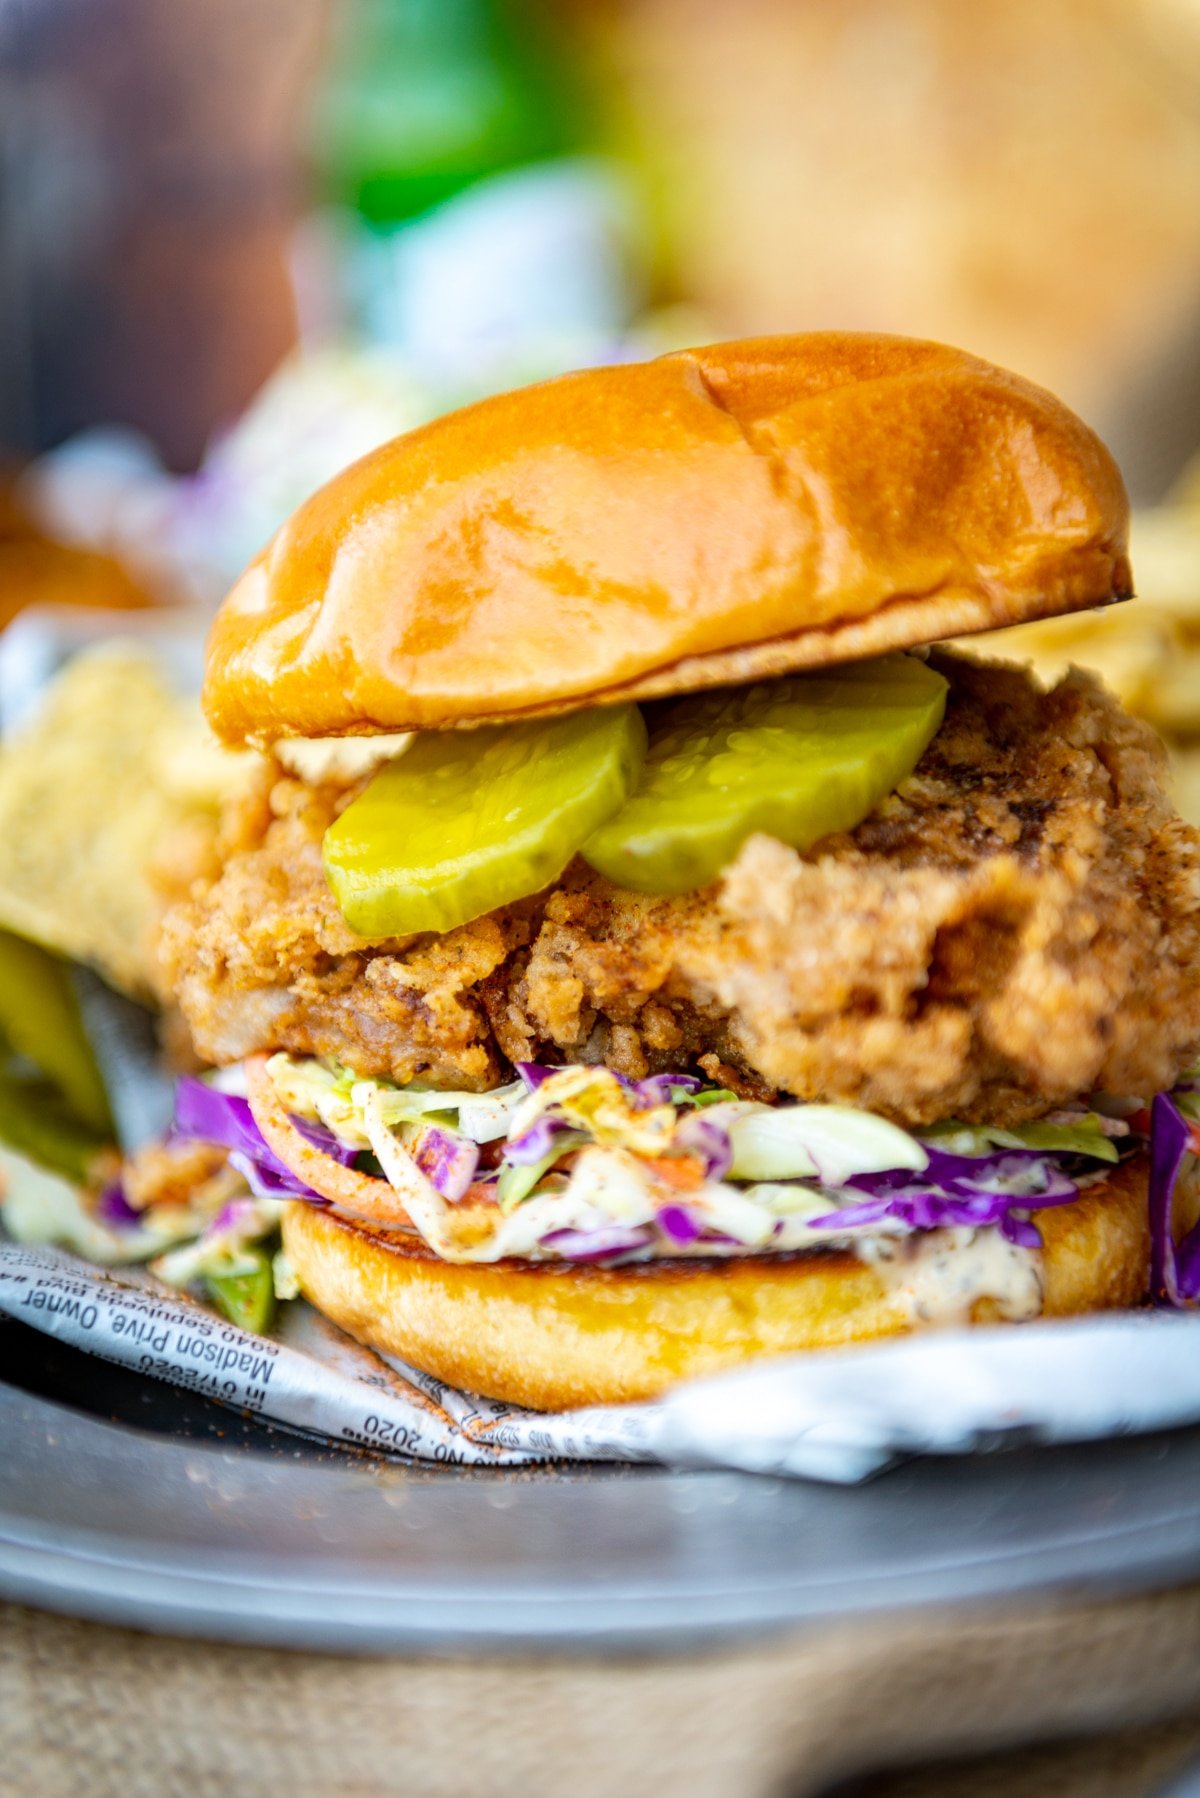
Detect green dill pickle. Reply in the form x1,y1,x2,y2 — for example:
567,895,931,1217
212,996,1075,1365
323,704,647,936
582,656,948,894
0,930,111,1133
0,1069,109,1184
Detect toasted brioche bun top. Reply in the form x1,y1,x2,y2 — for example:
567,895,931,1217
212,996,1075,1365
204,333,1131,745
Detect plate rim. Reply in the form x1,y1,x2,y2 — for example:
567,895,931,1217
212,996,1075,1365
5,1382,1200,1654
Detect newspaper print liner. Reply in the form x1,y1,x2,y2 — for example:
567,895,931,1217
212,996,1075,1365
0,1241,660,1468
5,1239,1200,1482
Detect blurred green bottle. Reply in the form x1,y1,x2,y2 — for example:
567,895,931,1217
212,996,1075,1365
311,0,585,228
301,0,644,383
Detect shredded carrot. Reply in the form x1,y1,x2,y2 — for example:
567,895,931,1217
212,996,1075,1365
244,1054,415,1228
644,1154,707,1192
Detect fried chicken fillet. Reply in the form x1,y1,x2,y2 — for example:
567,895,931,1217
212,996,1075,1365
159,652,1200,1128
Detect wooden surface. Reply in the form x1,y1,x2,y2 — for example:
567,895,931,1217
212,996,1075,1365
4,1580,1200,1796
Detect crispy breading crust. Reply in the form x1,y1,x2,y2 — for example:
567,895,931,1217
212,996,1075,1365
160,654,1200,1126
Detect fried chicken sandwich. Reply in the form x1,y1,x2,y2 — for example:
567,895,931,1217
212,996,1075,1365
157,333,1200,1407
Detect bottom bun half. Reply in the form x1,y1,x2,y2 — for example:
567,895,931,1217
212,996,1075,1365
281,1155,1155,1410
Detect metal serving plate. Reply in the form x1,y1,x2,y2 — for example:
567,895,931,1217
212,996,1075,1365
5,1317,1200,1654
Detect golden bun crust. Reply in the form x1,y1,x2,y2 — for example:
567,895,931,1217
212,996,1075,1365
281,1156,1151,1410
205,333,1130,745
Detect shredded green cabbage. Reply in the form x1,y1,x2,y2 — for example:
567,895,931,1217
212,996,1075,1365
720,1102,928,1184
921,1115,1120,1163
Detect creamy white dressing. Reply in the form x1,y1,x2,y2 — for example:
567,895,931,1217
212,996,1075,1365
857,1225,1045,1325
273,733,412,785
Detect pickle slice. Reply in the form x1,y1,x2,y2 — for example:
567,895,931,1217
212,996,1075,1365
0,1068,109,1184
582,656,948,894
324,705,647,936
0,930,112,1133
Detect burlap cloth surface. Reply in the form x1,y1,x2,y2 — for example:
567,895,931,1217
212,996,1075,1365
3,1580,1200,1798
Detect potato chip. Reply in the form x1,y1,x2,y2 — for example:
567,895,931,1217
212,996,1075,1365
0,647,260,996
955,501,1200,752
961,604,1176,712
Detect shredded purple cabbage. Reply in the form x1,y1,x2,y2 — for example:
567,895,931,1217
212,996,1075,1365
227,1148,328,1206
290,1112,359,1164
656,1203,703,1246
410,1124,479,1201
515,1062,556,1091
173,1076,351,1204
96,1180,141,1228
995,1214,1044,1251
539,1223,654,1261
811,1150,1080,1248
848,1146,1051,1198
634,1072,704,1107
674,1112,733,1180
810,1188,1070,1247
203,1195,261,1239
174,1077,284,1169
1148,1093,1200,1305
505,1114,577,1166
1179,1230,1200,1302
